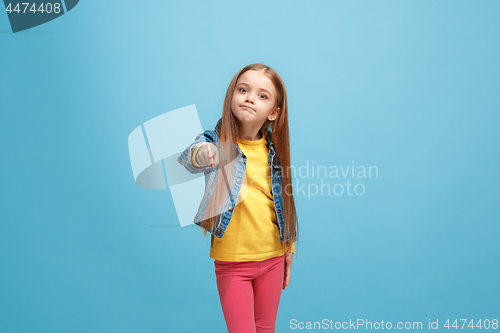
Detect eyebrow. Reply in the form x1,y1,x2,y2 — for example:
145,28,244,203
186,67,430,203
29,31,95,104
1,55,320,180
237,83,273,98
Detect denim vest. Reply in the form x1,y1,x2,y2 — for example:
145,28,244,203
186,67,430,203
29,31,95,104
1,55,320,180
176,127,296,243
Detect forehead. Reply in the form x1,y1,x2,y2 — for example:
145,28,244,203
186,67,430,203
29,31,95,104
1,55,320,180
236,70,276,94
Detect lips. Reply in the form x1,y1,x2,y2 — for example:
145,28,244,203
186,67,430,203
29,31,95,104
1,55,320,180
241,105,255,112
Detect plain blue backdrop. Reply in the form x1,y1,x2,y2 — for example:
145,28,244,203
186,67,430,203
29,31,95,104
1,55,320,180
1,1,499,332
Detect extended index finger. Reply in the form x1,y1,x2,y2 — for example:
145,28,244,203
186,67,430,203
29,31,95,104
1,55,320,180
206,143,213,168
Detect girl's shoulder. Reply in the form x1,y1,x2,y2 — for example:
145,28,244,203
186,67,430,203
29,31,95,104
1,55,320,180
192,129,219,147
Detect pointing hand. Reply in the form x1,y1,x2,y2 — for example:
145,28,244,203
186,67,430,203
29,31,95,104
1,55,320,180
195,143,219,168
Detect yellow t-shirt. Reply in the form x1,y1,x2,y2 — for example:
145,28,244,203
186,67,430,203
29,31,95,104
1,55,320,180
204,133,295,262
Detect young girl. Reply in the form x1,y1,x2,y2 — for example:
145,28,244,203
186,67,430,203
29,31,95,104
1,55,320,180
177,63,299,333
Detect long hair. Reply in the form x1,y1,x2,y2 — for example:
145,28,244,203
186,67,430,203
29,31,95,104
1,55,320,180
198,63,299,257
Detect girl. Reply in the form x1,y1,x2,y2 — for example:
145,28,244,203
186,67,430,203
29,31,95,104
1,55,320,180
177,63,299,333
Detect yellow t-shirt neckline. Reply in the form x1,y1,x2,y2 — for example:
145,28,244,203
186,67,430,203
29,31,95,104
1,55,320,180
237,133,266,146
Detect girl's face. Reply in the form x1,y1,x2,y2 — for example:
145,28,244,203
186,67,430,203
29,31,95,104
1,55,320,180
231,70,279,129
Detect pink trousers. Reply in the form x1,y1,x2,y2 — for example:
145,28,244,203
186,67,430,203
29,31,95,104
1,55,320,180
214,255,285,333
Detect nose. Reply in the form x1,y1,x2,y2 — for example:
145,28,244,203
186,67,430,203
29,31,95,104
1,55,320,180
246,95,255,103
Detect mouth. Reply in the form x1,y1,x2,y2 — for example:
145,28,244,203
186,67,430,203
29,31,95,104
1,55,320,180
240,105,255,112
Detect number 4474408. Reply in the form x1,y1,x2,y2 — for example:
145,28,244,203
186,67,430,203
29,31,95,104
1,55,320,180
444,319,498,330
5,3,61,14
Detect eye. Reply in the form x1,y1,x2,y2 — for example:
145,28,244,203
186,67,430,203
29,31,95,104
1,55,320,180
259,94,268,99
239,88,247,93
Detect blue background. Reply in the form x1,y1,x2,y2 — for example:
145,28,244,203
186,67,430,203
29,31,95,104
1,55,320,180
1,1,499,332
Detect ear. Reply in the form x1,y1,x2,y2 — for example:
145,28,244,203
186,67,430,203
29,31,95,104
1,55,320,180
268,107,280,121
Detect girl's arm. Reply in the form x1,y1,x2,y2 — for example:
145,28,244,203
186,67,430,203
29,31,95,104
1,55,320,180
192,142,210,167
283,252,294,290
